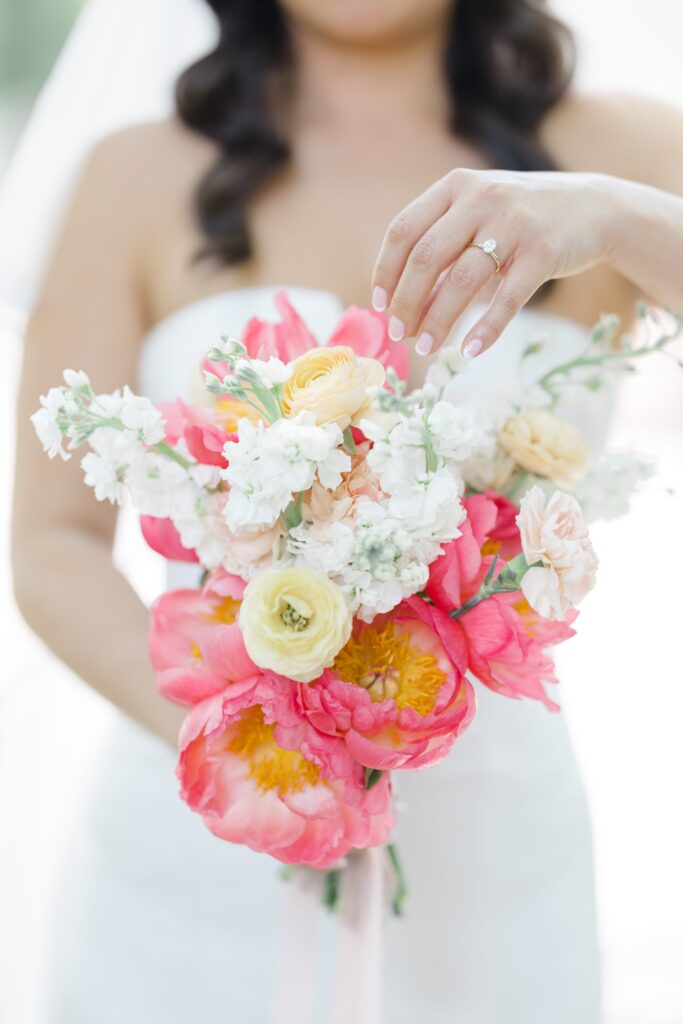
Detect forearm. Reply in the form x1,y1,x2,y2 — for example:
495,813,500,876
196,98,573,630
602,174,683,310
13,526,184,748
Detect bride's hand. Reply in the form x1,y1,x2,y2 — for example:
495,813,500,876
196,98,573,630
370,169,616,358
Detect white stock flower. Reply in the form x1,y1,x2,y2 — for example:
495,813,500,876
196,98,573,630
119,387,166,446
172,486,236,571
81,452,125,504
63,369,91,390
575,452,654,523
517,486,598,620
384,466,463,528
31,387,70,460
289,499,432,620
234,357,292,389
89,426,145,469
424,342,469,389
426,401,483,462
222,413,351,531
125,452,189,517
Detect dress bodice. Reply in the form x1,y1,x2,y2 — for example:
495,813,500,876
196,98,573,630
137,284,613,451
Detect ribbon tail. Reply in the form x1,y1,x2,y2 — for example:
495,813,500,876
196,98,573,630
272,867,324,1024
331,846,385,1024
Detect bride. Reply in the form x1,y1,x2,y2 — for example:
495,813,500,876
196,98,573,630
10,0,683,1021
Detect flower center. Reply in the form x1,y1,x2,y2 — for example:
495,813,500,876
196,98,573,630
278,595,313,632
227,706,321,795
206,595,241,625
334,621,446,717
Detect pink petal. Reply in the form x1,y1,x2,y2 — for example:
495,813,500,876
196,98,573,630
140,516,199,563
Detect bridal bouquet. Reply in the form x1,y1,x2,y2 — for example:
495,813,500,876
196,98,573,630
32,293,678,877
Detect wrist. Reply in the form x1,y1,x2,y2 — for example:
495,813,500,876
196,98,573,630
591,173,632,267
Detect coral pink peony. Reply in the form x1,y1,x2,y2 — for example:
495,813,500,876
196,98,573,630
299,600,475,771
149,572,255,706
140,515,199,563
327,303,409,381
242,291,319,363
426,491,574,710
178,674,395,868
157,398,233,467
445,595,574,711
241,291,409,380
479,489,523,560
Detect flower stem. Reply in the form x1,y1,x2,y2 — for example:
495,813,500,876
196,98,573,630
153,442,194,470
449,554,535,620
387,843,408,917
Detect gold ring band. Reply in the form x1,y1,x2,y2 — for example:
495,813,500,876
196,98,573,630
468,238,502,273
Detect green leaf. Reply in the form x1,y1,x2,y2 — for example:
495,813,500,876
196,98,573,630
364,767,383,790
281,492,304,531
342,425,357,454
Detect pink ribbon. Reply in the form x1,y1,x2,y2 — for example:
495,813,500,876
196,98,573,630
272,848,385,1024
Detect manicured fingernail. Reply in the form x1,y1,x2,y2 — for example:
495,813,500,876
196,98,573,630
388,316,405,342
372,286,388,312
416,332,434,356
463,337,483,359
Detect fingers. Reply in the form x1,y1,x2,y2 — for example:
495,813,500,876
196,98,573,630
409,248,498,356
459,265,541,358
371,179,453,326
381,209,478,343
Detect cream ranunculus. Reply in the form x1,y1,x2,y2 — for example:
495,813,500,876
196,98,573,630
239,568,352,683
282,346,385,429
499,409,589,489
517,486,598,620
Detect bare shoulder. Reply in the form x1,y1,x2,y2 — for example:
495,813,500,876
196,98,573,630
85,118,217,211
541,91,683,191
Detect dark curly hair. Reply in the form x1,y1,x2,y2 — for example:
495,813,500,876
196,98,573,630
176,0,575,265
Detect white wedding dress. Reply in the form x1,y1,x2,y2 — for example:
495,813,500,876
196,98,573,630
44,287,604,1024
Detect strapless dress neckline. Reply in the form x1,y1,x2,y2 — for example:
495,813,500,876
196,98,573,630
137,284,604,442
141,283,590,353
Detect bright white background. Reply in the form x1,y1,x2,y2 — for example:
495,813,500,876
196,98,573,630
1,2,682,1022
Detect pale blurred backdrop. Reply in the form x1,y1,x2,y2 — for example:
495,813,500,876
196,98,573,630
0,2,681,1022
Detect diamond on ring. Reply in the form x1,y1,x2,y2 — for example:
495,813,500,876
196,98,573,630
468,238,502,273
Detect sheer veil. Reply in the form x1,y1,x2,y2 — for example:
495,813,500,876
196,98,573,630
0,0,216,334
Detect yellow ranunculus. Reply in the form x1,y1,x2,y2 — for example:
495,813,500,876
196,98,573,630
239,568,352,683
499,408,590,489
281,346,385,429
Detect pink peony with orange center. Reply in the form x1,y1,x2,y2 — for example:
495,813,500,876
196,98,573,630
178,674,395,868
426,491,575,711
149,571,256,706
299,600,476,771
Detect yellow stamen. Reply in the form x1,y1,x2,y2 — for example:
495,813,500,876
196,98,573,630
214,396,262,432
334,621,446,717
513,596,538,634
190,640,203,661
227,706,321,795
205,595,241,625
